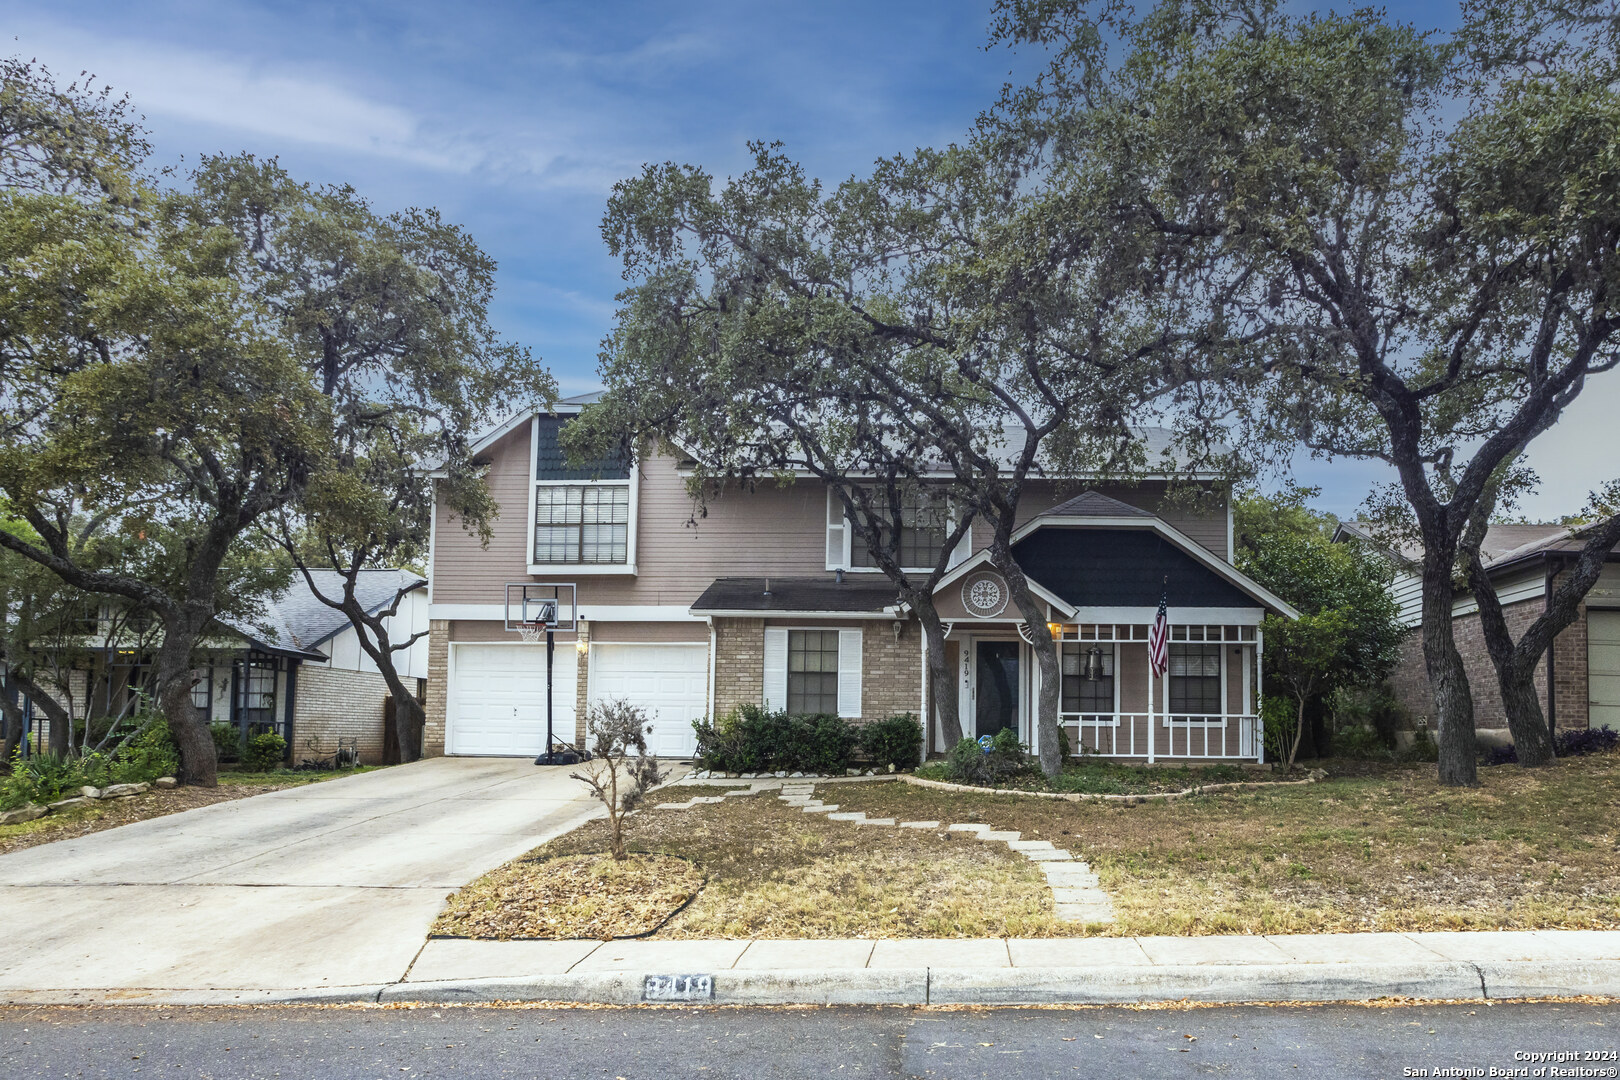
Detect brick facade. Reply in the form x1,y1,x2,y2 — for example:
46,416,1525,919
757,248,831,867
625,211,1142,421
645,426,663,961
712,618,765,719
1386,591,1590,732
861,619,924,722
423,619,449,756
708,617,922,723
292,665,391,764
574,618,591,746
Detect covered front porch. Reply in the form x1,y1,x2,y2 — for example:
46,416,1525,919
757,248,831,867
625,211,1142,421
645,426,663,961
942,619,1264,763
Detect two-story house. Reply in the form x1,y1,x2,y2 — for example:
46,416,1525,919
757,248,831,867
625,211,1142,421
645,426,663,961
423,396,1296,763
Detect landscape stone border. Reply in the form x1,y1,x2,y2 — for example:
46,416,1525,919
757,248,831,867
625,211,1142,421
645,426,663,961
654,779,1115,925
900,769,1327,804
0,777,175,826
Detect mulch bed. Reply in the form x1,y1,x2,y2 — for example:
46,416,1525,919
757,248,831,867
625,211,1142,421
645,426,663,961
432,853,707,940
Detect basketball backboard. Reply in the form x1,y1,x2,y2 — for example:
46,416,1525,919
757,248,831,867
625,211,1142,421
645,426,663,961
504,582,577,632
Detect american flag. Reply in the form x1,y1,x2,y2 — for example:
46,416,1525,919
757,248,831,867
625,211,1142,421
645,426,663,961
1148,588,1169,677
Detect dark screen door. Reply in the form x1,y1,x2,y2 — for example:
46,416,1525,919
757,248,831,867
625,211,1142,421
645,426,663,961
974,640,1020,739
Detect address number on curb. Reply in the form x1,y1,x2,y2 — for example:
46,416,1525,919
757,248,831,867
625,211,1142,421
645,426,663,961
644,974,714,1002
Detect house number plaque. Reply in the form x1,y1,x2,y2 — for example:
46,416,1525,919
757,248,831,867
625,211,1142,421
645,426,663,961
644,974,714,1002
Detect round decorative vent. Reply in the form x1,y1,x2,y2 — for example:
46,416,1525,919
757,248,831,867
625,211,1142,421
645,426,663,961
962,573,1008,618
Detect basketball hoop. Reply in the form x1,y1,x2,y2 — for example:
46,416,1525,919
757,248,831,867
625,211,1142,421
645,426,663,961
517,620,545,644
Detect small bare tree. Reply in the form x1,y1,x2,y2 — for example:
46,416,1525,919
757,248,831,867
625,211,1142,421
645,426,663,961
569,699,668,861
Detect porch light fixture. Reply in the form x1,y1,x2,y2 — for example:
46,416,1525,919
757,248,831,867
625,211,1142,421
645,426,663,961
575,639,588,654
1084,646,1105,682
1046,622,1064,639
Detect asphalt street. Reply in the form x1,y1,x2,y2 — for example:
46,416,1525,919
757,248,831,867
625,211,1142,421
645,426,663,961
2,1001,1616,1079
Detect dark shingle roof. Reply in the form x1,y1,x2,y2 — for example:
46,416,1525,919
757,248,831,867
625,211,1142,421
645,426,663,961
1336,520,1581,571
1038,490,1156,520
691,577,900,614
220,569,425,657
535,415,630,482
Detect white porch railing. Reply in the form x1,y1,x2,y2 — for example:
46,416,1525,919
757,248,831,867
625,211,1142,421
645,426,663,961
1066,713,1264,762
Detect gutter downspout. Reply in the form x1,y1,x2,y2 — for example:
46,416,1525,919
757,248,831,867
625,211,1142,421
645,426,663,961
706,616,717,721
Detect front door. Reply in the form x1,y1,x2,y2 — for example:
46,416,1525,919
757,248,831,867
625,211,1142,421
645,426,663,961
974,640,1020,739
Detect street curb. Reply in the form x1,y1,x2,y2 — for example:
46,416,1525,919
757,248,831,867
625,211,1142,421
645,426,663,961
9,960,1618,1009
0,985,390,1007
372,959,1620,1007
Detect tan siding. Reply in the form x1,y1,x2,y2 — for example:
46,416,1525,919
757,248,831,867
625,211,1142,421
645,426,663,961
431,436,833,608
588,621,709,643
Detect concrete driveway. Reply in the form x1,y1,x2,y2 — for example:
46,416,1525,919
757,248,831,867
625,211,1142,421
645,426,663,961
0,758,597,1000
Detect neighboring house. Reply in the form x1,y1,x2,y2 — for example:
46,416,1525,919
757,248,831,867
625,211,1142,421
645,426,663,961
1334,520,1620,738
8,569,428,765
424,396,1297,763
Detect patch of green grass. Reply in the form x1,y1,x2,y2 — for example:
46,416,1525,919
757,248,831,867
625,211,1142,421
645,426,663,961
217,765,383,787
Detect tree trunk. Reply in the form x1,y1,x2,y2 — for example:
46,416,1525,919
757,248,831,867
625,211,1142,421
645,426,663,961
1287,694,1307,767
394,693,425,763
11,669,71,757
1464,514,1620,768
913,597,961,751
991,547,1062,778
153,624,216,786
0,684,23,764
1419,555,1478,786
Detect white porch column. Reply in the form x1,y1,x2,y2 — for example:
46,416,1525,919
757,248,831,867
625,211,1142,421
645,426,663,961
1256,626,1266,765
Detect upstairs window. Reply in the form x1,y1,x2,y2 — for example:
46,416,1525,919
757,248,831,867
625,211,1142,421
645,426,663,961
534,485,630,564
848,487,950,570
1168,644,1222,715
531,415,633,567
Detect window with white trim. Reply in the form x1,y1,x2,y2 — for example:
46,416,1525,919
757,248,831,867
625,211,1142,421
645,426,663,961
534,484,630,564
786,629,841,715
849,487,949,570
1168,644,1222,714
1060,642,1114,715
190,669,212,714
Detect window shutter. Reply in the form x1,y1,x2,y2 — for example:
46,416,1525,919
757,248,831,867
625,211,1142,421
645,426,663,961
763,628,789,711
837,628,863,719
825,490,847,570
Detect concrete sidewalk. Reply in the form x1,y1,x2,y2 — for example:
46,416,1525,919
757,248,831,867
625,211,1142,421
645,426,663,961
6,929,1616,1007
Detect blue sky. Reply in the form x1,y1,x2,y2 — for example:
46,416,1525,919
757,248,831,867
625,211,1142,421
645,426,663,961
4,0,1613,521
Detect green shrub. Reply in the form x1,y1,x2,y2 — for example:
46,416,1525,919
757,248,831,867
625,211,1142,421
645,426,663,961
1333,725,1391,760
1399,725,1439,762
112,718,180,784
211,722,241,762
692,705,857,774
1261,695,1297,764
943,729,1028,786
241,732,287,772
859,714,924,771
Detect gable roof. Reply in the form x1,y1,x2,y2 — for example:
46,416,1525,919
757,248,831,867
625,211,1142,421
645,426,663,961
1010,492,1298,618
218,569,426,658
1334,519,1600,574
1038,490,1156,520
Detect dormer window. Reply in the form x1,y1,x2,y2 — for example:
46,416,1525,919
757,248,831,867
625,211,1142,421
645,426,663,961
528,415,637,573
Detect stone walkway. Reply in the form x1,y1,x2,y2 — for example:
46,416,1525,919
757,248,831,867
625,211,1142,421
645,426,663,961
655,779,1114,925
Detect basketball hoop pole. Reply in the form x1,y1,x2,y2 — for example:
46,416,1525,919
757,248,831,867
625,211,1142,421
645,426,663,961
506,583,583,766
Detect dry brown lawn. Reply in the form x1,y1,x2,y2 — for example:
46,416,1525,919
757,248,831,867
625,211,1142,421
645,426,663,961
450,785,1072,940
828,752,1620,937
434,853,706,940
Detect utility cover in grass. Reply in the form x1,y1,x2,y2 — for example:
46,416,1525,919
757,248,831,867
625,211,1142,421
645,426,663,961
435,853,705,940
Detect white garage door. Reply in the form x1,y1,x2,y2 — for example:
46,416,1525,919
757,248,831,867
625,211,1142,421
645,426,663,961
1591,610,1620,732
448,643,577,756
589,643,708,758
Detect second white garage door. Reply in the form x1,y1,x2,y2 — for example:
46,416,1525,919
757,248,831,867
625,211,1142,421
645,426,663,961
447,643,578,757
589,643,708,758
